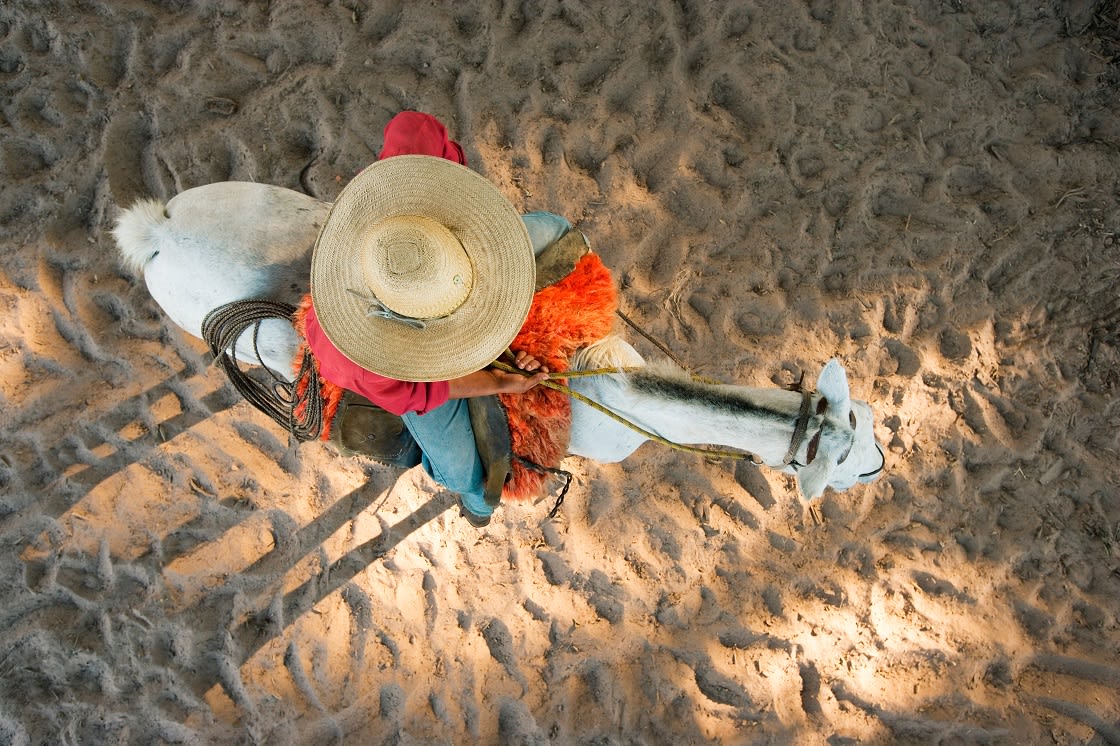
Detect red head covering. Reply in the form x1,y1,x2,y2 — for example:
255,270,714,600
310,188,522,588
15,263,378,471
377,111,467,164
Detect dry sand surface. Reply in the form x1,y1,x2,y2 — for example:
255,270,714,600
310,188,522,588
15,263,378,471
2,1,1120,743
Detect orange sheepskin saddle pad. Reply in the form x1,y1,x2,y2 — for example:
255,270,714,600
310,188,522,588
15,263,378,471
500,252,616,499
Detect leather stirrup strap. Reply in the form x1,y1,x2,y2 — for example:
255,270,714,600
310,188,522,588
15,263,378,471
467,395,513,507
331,390,422,468
534,229,591,290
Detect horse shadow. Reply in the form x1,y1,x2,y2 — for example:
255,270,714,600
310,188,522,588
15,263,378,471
46,370,239,502
1,367,240,549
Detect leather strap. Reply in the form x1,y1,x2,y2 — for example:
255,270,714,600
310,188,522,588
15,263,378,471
467,395,513,507
783,390,814,465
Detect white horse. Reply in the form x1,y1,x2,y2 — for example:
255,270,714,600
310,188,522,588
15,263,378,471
113,182,884,500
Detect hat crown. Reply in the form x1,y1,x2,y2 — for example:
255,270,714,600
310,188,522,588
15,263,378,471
360,215,473,320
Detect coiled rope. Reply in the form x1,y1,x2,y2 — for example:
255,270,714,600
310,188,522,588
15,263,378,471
201,299,323,442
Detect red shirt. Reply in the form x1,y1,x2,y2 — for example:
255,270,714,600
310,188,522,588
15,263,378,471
302,304,450,416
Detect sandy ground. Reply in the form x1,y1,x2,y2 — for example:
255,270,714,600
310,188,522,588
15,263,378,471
2,1,1120,744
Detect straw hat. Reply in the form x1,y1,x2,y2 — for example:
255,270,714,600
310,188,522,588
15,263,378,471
310,155,535,382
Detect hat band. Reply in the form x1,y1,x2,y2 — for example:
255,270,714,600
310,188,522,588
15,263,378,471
346,287,427,330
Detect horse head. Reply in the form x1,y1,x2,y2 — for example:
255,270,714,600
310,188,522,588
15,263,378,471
789,359,885,500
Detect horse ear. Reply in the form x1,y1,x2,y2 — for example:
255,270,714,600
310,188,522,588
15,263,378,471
816,359,851,417
796,456,833,501
798,359,853,499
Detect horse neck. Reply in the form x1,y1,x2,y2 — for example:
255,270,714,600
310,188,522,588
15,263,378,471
626,370,812,465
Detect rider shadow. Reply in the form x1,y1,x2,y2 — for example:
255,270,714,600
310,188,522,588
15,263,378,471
172,482,455,702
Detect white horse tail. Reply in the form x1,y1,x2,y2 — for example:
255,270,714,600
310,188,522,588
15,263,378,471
113,198,167,277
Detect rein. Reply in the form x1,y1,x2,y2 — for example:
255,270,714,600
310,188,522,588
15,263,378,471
200,297,835,501
609,310,816,464
528,356,885,482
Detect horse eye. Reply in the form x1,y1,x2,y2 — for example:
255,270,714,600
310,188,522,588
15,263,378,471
849,410,857,429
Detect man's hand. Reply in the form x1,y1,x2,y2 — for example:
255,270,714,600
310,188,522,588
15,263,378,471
491,350,549,393
447,351,550,399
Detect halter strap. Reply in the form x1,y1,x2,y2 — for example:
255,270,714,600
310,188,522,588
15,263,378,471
782,390,815,466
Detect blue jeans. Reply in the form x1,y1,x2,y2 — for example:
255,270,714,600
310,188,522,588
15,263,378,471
402,212,572,517
402,399,490,515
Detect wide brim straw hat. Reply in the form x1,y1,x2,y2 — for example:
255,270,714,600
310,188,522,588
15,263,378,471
310,155,535,382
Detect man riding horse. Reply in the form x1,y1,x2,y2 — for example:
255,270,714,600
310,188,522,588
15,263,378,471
301,112,572,528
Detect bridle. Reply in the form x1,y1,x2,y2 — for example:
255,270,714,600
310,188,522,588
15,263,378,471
854,443,886,480
782,390,885,480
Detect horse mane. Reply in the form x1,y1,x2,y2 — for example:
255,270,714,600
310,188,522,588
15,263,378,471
629,366,793,425
570,335,791,420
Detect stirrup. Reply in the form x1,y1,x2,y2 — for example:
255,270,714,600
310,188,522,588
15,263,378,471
467,395,513,507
